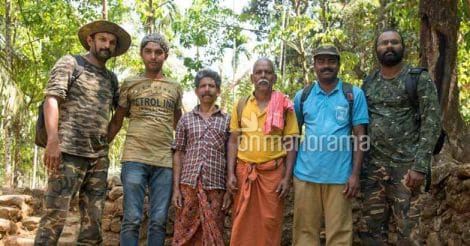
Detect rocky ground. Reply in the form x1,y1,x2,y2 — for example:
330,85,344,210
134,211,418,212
0,154,468,245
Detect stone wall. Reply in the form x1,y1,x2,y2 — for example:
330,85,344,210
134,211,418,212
1,158,468,245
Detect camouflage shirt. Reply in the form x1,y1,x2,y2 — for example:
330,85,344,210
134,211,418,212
45,55,118,158
364,65,441,173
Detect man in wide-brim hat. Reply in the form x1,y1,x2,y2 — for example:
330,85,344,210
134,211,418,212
78,20,131,57
35,20,130,245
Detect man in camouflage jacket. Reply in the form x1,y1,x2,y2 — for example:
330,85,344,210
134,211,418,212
359,29,441,245
34,20,130,245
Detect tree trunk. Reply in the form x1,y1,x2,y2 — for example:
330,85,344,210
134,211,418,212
293,0,309,85
3,0,13,188
145,0,155,34
5,0,11,62
419,0,469,162
32,145,38,189
102,0,108,20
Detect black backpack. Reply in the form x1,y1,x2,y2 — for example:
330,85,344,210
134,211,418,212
297,82,354,134
362,67,446,191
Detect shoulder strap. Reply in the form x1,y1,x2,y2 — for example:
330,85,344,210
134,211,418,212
71,55,85,85
300,83,315,117
62,55,85,98
405,67,427,107
109,72,119,109
362,69,379,95
237,96,250,130
342,82,354,125
298,83,314,134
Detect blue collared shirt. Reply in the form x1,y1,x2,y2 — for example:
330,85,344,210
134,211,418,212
293,80,369,184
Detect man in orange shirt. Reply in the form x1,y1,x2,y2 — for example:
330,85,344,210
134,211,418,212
227,58,299,246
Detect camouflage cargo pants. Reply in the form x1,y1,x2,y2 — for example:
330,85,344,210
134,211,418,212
359,162,422,246
35,153,109,246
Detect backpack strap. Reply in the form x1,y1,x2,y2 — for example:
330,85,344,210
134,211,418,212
405,67,427,107
298,83,314,133
71,55,85,86
108,71,119,109
342,82,354,125
236,96,250,130
300,83,314,117
61,55,85,99
361,69,379,96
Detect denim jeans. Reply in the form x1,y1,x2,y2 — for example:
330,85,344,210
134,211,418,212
120,162,173,246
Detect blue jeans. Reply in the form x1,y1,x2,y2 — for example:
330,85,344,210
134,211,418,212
120,162,173,246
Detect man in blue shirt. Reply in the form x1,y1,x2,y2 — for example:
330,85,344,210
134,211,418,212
292,44,369,245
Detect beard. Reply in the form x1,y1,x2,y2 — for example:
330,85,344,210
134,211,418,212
377,49,404,66
146,62,163,73
91,47,112,61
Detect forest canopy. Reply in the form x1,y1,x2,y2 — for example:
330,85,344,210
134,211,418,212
1,0,469,188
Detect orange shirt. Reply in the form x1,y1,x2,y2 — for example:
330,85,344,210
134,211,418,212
230,95,299,163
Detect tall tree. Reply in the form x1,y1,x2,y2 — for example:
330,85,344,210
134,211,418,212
419,0,469,162
102,0,108,20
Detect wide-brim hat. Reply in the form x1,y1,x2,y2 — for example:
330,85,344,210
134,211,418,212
78,20,131,57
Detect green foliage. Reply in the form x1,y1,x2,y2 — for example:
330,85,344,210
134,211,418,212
172,0,248,88
1,0,469,188
0,0,131,187
458,0,470,122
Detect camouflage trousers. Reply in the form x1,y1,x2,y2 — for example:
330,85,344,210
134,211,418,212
359,162,422,246
34,153,109,246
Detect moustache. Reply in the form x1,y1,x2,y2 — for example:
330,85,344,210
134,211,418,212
257,79,270,85
99,49,111,54
202,92,214,97
320,68,334,73
384,49,397,55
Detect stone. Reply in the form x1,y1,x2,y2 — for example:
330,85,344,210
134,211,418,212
462,230,470,245
447,234,462,246
108,186,123,201
113,197,123,217
0,206,22,222
0,218,16,234
110,217,121,233
0,195,32,208
432,217,442,231
102,232,120,246
103,201,115,216
421,203,437,219
22,217,41,231
432,162,454,186
4,236,35,246
463,179,470,190
107,176,122,189
0,195,33,218
446,191,470,213
426,232,442,246
101,218,111,231
456,164,470,179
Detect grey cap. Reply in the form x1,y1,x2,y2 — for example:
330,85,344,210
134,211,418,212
313,44,340,58
140,33,169,53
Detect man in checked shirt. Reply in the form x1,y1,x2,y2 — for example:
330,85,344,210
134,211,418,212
172,69,232,246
